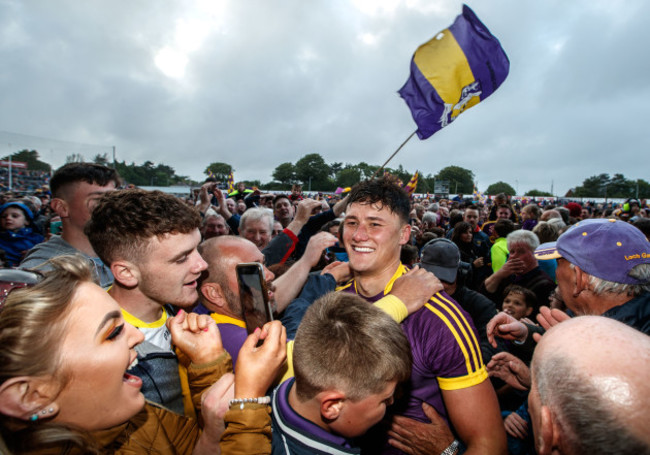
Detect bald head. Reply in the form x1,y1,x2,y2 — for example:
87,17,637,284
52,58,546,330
530,316,650,455
198,236,264,317
540,209,561,222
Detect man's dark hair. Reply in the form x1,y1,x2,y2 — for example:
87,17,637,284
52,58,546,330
503,284,536,309
494,219,516,238
50,163,121,198
273,194,290,206
633,218,650,240
86,189,201,265
347,177,410,224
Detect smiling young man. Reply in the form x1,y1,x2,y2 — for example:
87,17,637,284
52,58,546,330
85,189,209,416
337,178,506,455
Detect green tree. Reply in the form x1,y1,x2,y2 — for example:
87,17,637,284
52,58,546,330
294,153,332,190
357,162,380,180
607,173,635,198
486,181,516,196
204,162,233,181
633,179,650,199
93,153,110,166
434,166,474,194
272,162,297,185
526,189,553,197
336,167,361,188
573,174,610,198
330,162,344,178
1,150,51,171
65,153,85,163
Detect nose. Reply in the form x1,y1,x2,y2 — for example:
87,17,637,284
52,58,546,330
126,322,145,347
192,251,208,273
351,224,368,242
264,266,275,282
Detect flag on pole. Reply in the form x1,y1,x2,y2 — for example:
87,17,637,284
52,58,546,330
208,170,215,179
403,170,420,196
473,186,486,203
228,171,235,193
398,4,509,139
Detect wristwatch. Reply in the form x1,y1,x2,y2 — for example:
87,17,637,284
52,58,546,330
440,439,459,455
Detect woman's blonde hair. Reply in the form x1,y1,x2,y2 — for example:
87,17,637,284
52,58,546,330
0,255,102,454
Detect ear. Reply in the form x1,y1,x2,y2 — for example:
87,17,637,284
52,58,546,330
319,390,346,422
573,266,590,294
0,377,58,420
50,198,69,218
399,223,412,246
536,405,556,455
525,306,533,317
110,260,140,288
200,282,228,310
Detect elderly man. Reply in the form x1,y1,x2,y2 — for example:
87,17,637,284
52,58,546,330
529,316,650,454
200,213,229,240
487,218,650,354
238,207,274,250
482,230,555,314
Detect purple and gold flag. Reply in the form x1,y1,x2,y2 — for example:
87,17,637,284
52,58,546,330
403,170,420,196
399,4,509,139
228,171,235,193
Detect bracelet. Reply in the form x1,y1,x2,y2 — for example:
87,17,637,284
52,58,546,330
228,396,271,409
440,439,459,455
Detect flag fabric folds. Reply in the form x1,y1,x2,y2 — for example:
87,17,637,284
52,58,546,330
473,186,486,203
228,172,235,193
398,4,509,139
403,170,420,196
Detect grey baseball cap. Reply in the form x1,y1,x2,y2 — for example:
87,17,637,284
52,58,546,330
418,238,460,283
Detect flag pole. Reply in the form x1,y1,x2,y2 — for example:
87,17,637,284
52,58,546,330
370,130,417,180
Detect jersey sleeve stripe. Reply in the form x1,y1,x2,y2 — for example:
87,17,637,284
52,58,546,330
437,366,488,390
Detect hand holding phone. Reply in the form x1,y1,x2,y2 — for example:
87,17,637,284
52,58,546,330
236,263,274,336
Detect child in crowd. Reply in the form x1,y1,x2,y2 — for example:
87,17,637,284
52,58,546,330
271,292,412,454
519,204,541,231
501,284,536,322
0,201,44,267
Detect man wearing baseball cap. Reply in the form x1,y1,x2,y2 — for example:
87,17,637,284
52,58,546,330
488,218,650,344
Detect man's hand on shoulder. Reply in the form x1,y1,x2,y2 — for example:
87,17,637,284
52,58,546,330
390,265,443,315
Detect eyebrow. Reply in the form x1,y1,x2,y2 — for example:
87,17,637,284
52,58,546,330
95,310,122,337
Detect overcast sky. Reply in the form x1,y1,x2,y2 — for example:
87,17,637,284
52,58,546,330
0,0,647,196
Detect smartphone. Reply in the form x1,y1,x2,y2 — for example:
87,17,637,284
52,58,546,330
236,262,273,336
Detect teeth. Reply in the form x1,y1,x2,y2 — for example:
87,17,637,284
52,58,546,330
354,247,374,253
128,357,139,369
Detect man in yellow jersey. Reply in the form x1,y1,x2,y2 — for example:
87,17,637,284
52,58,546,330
337,177,506,455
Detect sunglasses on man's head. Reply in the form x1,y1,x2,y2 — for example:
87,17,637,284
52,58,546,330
0,269,44,307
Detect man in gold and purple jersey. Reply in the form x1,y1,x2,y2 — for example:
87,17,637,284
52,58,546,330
337,177,506,455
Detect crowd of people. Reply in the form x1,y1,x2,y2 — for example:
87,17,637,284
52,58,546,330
0,161,648,455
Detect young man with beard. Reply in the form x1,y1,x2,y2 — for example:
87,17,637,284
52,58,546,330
337,178,506,455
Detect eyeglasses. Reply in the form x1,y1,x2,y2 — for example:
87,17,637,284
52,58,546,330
0,269,44,307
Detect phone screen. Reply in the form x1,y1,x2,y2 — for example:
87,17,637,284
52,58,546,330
236,262,273,336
